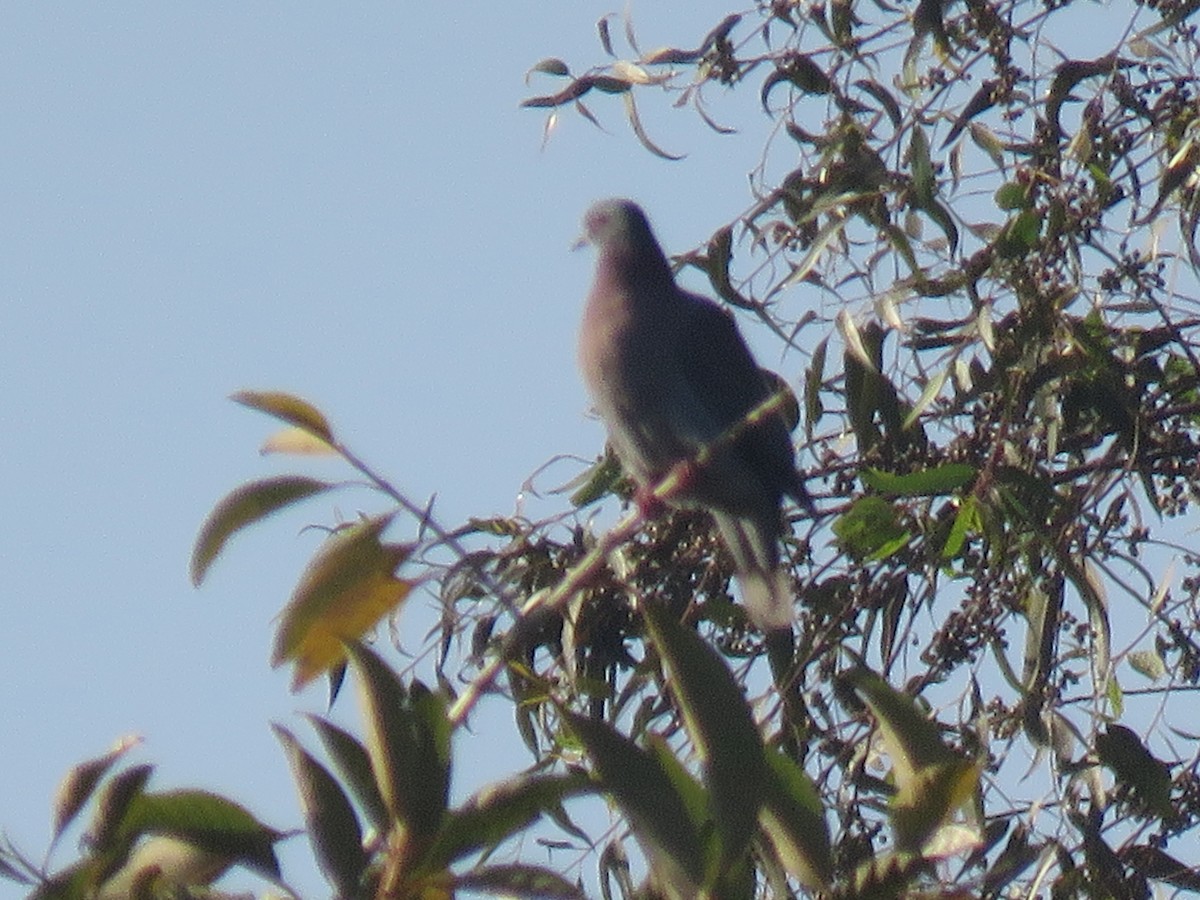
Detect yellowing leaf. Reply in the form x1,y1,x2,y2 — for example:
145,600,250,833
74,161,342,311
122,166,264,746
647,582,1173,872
261,426,338,456
843,668,979,850
845,668,955,788
611,59,667,85
891,757,982,852
191,476,334,586
232,390,335,444
272,516,414,689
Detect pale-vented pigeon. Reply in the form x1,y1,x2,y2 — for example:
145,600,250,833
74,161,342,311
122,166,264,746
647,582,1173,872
577,198,811,630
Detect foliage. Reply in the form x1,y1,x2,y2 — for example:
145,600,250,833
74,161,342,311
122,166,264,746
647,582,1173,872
8,0,1200,897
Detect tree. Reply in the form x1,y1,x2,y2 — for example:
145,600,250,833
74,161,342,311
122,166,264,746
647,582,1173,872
7,0,1200,897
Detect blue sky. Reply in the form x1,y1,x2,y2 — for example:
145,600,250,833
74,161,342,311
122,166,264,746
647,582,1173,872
0,4,773,896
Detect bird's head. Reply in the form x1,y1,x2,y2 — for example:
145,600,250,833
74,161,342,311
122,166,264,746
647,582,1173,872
576,198,654,252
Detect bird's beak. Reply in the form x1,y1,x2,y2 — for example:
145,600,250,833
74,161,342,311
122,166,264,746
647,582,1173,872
570,232,591,252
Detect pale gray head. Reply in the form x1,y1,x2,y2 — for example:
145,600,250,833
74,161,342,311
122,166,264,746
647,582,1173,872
580,198,656,251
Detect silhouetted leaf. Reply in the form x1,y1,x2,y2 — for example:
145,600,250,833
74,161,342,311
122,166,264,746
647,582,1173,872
305,714,391,836
623,92,684,160
1095,724,1173,818
454,863,583,898
273,725,366,898
191,475,334,586
231,390,334,444
428,772,592,867
117,789,283,880
563,710,705,891
51,737,140,848
642,601,766,869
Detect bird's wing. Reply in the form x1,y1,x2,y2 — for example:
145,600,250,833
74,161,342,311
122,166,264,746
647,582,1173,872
675,291,806,503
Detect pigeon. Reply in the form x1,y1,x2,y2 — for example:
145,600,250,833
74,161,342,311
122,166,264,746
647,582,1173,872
576,198,811,630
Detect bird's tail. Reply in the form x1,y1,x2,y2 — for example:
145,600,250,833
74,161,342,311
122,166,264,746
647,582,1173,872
713,512,794,631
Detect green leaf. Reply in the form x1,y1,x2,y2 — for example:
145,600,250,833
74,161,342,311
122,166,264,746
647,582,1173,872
427,772,592,867
118,789,283,880
861,463,975,497
997,209,1042,256
910,125,935,208
833,496,910,560
346,643,450,845
804,337,828,438
994,181,1029,211
563,710,705,890
642,601,767,871
273,725,366,898
190,475,334,586
941,495,981,559
26,862,92,900
231,390,335,443
758,750,833,891
903,366,948,430
570,452,625,507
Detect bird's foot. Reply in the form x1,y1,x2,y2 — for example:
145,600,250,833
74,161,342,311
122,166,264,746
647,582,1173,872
635,459,698,518
634,485,668,519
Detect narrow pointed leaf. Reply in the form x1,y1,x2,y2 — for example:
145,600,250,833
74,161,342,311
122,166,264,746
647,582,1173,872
454,863,583,899
563,710,705,889
910,125,936,208
346,643,449,843
89,764,154,852
842,668,960,786
273,725,366,897
860,463,976,497
191,476,334,586
642,601,766,868
758,749,833,891
427,772,592,867
52,736,141,847
305,714,391,836
623,92,684,160
231,390,334,443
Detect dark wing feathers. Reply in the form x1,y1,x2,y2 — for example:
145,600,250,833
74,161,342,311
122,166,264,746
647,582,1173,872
676,292,808,508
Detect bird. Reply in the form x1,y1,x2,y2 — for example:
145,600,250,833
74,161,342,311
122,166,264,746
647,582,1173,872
576,198,812,631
